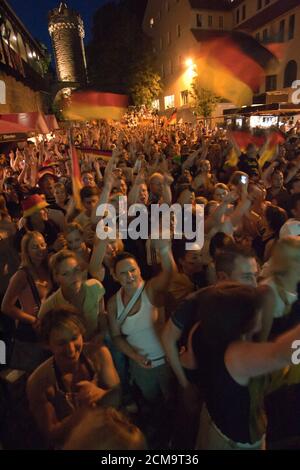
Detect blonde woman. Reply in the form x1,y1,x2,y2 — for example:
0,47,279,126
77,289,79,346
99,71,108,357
38,250,106,341
260,236,300,338
1,231,52,371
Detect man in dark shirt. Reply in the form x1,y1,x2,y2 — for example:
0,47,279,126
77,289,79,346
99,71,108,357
266,170,290,211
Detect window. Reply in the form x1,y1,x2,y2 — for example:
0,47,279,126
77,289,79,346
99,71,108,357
150,18,154,28
236,9,240,24
219,16,224,29
279,19,285,42
177,24,181,37
255,32,260,41
181,90,189,106
262,28,268,42
288,15,295,40
257,0,262,10
208,16,213,27
197,14,202,27
242,5,246,21
164,95,175,109
266,75,277,91
284,60,298,88
167,31,171,45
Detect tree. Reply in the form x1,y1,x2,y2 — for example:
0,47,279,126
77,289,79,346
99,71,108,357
190,76,221,124
129,69,162,107
38,43,52,76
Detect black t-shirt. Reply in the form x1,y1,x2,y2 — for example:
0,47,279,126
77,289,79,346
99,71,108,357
238,153,259,176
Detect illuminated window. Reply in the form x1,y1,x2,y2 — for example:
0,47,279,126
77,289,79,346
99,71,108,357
150,18,154,28
164,95,175,109
181,90,189,106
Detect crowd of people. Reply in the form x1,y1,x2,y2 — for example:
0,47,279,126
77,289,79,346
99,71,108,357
1,114,300,450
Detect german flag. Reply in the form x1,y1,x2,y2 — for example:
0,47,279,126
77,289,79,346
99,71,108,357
70,139,83,210
166,109,177,126
76,147,113,162
258,130,286,168
64,91,128,122
195,32,279,106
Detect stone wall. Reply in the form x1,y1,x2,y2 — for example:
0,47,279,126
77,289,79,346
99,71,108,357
49,6,87,86
51,27,86,83
0,71,49,113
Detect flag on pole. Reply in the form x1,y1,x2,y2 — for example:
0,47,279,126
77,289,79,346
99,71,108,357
69,133,83,210
166,109,177,126
258,130,286,168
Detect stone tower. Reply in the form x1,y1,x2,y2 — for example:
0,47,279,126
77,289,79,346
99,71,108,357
48,2,87,86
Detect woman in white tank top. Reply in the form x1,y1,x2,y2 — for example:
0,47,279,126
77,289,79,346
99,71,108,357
107,240,177,403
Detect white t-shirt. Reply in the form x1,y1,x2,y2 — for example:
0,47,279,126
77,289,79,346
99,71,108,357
260,277,297,318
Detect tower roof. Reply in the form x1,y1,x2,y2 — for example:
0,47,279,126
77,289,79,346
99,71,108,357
58,2,68,13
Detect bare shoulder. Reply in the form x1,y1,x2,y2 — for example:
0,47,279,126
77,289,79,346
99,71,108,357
107,294,117,315
9,269,28,287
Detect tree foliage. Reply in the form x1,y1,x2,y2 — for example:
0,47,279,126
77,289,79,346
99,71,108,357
129,69,162,107
87,0,161,106
190,76,221,119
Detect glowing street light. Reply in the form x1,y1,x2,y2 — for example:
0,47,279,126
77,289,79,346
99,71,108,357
185,58,194,68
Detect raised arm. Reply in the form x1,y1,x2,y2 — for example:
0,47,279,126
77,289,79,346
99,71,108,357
146,239,177,306
225,323,300,382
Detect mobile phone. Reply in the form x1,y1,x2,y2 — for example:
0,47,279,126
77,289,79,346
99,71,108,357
240,175,248,185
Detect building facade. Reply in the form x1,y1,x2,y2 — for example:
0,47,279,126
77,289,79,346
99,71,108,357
0,0,50,113
143,0,300,114
48,2,87,87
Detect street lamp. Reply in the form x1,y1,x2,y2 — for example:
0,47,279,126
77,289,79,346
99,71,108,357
185,58,194,68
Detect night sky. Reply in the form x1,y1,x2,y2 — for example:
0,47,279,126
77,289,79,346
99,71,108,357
8,0,113,49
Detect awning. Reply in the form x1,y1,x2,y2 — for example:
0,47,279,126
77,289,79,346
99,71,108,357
0,119,33,142
0,112,50,134
44,114,59,131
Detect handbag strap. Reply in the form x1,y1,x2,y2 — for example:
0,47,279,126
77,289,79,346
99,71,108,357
117,281,145,326
19,267,42,310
